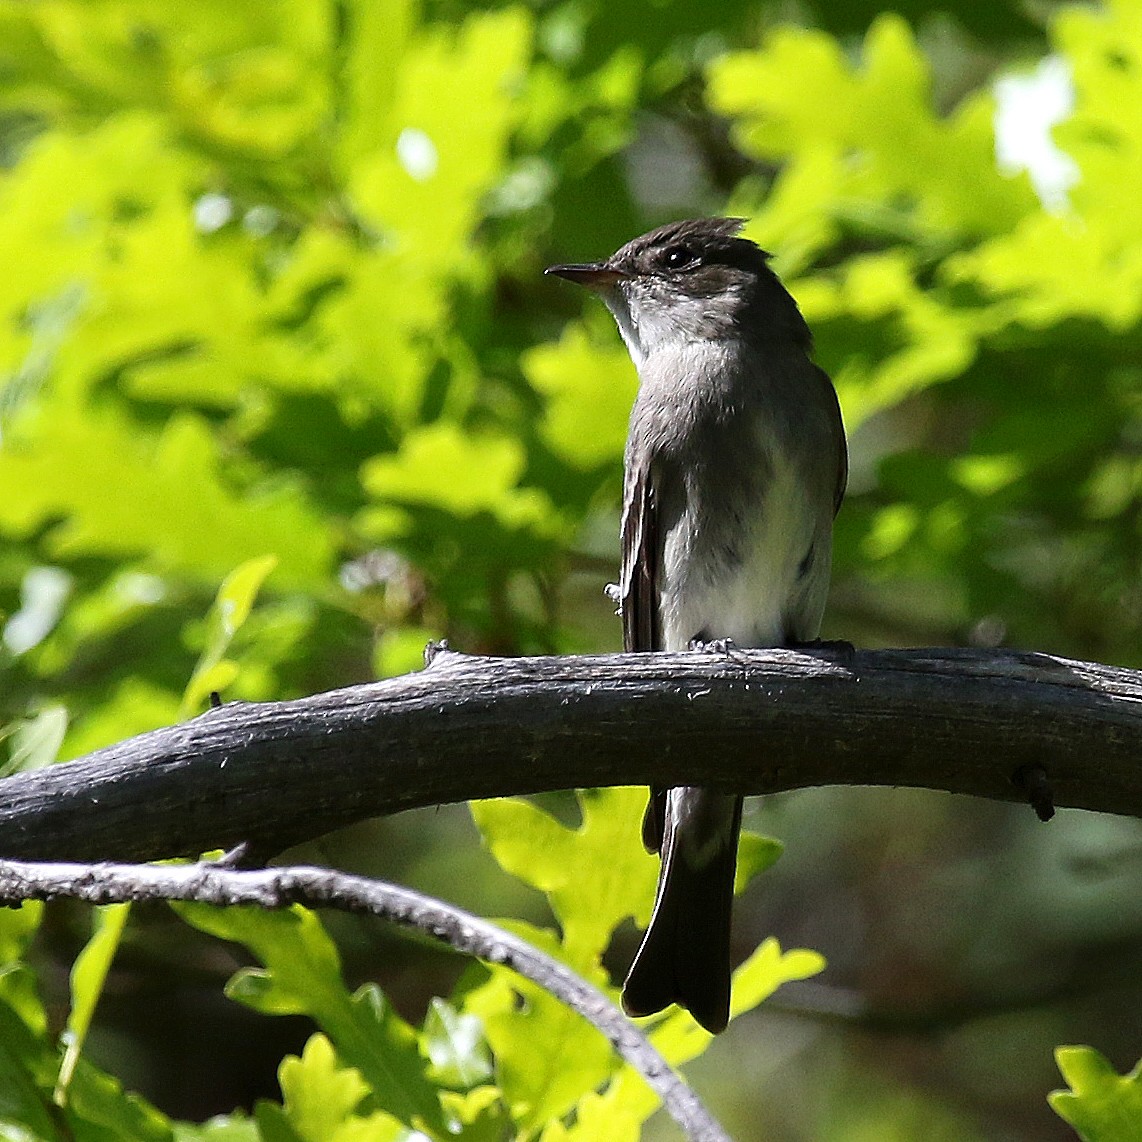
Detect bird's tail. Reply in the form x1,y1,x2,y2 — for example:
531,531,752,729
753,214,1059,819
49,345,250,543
621,789,742,1034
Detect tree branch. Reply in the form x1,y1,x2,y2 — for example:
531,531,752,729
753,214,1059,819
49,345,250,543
0,858,731,1142
1,645,1139,863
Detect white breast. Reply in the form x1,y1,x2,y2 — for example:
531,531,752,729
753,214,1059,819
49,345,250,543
659,435,828,652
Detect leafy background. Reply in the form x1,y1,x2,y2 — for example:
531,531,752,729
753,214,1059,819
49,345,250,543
1,0,1141,1138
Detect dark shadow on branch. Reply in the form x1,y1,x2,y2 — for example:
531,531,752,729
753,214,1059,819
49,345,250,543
0,646,1139,864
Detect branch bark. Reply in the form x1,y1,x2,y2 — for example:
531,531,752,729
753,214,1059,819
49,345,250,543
1,645,1139,863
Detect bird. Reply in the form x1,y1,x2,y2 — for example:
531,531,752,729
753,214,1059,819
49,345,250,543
545,217,847,1033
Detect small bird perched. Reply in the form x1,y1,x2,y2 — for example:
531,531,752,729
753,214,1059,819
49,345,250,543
546,218,847,1034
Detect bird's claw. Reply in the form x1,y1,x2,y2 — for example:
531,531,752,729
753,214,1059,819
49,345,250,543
687,636,750,663
603,582,622,618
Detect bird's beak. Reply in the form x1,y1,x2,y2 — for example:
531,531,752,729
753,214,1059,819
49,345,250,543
545,262,626,290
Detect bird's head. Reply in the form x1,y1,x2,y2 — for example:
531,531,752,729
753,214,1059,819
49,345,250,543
546,218,809,367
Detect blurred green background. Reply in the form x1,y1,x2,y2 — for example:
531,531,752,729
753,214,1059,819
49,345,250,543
1,0,1141,1138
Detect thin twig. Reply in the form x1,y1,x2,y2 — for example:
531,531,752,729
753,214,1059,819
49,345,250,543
0,858,731,1142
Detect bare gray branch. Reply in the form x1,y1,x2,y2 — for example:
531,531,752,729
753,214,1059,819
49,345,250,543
1,646,1139,864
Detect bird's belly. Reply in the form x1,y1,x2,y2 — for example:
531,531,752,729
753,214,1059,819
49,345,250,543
659,458,827,651
665,542,799,649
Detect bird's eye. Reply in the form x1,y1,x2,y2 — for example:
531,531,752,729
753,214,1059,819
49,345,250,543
663,246,698,271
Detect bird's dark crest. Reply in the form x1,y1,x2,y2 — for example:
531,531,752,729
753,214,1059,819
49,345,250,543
611,217,772,272
605,217,810,351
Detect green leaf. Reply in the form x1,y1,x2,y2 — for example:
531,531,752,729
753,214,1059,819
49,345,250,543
471,788,657,969
645,937,823,1063
3,704,68,776
60,679,182,764
943,3,1142,333
0,901,44,967
1049,1047,1142,1142
333,8,533,423
538,1089,641,1142
64,1054,174,1142
465,791,798,1133
349,8,533,252
0,409,334,591
522,322,637,469
55,902,131,1107
225,968,309,1017
253,1099,306,1142
361,423,559,536
0,903,47,1038
173,904,445,1135
0,1001,59,1139
277,1033,399,1142
793,250,984,430
474,791,784,969
729,938,825,1017
708,15,1035,238
422,999,493,1091
350,982,448,1132
438,1085,510,1142
734,831,784,893
336,0,416,168
174,1111,261,1142
567,939,823,1132
0,960,170,1141
182,554,279,715
461,925,616,1133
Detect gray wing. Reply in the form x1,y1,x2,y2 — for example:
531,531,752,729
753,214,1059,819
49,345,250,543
619,454,660,654
817,363,848,517
620,449,670,851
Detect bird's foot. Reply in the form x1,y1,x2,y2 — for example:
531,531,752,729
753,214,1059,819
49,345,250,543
687,636,750,663
604,582,622,615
